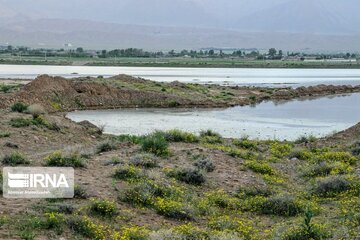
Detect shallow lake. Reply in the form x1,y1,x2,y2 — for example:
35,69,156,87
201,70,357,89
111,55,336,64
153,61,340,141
2,64,360,87
67,93,360,140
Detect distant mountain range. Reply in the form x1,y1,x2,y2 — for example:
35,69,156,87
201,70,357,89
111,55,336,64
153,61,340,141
0,0,359,51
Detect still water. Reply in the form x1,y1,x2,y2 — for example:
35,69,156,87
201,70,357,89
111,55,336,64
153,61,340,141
67,93,360,140
1,64,360,87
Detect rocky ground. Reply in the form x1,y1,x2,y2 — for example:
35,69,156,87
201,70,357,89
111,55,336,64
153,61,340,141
0,77,359,239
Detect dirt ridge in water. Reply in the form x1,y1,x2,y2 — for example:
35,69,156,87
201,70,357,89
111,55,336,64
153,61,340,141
1,74,360,112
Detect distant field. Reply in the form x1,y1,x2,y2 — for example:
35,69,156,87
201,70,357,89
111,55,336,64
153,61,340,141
1,54,360,68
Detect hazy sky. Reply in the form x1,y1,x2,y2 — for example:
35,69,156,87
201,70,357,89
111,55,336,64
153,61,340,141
1,0,360,50
1,0,359,33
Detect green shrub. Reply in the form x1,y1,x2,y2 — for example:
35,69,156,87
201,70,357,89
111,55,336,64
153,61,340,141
302,162,333,177
10,117,32,127
193,158,215,172
115,135,144,144
294,135,318,144
89,199,117,218
141,132,169,156
259,195,304,216
163,129,199,143
74,185,89,199
153,197,193,220
2,152,29,166
120,181,160,207
96,140,117,154
201,135,223,144
270,142,292,158
11,102,28,113
318,151,358,165
113,165,144,181
120,180,182,207
314,176,352,197
41,212,65,234
0,132,10,138
129,153,158,168
282,210,331,240
245,160,275,175
167,168,206,185
233,138,257,150
200,129,221,138
44,151,85,168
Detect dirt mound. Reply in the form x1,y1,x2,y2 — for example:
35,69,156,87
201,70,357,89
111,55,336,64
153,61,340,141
0,75,200,112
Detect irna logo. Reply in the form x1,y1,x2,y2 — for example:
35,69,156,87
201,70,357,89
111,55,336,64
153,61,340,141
3,167,74,199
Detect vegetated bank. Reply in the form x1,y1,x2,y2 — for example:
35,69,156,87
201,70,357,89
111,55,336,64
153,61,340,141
0,75,359,239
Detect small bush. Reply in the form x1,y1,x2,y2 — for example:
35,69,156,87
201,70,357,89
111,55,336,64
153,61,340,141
162,130,199,143
120,180,161,207
201,135,223,144
302,162,333,177
120,180,182,207
233,138,257,150
89,199,117,218
314,176,352,197
27,104,46,118
167,168,206,185
67,216,108,239
259,195,304,216
153,197,193,220
115,134,143,144
245,160,275,175
10,117,32,127
96,140,117,154
11,102,28,113
129,153,158,168
200,129,221,138
141,132,169,156
42,212,65,234
282,210,331,240
0,132,10,138
113,165,144,181
193,158,215,172
2,152,29,166
270,142,292,158
74,185,89,199
171,224,209,240
294,135,317,144
318,151,358,165
44,151,85,168
120,226,150,240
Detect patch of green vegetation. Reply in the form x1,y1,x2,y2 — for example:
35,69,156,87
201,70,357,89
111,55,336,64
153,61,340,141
245,160,276,175
11,102,28,113
161,129,199,143
141,132,169,156
89,199,117,218
129,153,159,168
166,168,206,185
96,140,118,153
0,84,19,93
313,176,353,197
2,152,29,166
44,151,86,168
113,165,144,181
0,131,10,138
281,210,331,240
10,117,32,127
